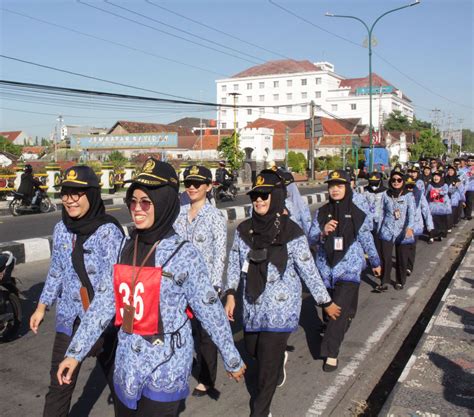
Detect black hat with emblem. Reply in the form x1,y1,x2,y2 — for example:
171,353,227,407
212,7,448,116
183,165,212,183
367,171,383,183
58,165,100,188
126,157,179,191
325,169,350,184
248,169,284,194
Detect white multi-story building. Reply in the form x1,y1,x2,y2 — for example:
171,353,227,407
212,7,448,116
215,59,414,130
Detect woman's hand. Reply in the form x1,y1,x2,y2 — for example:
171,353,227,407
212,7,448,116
372,266,382,277
324,302,341,320
323,220,338,236
30,304,47,334
228,363,246,382
405,228,414,239
56,357,79,385
225,294,236,322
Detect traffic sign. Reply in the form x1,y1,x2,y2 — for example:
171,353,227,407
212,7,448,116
305,117,324,138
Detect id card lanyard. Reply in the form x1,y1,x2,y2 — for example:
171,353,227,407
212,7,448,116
122,236,160,334
391,195,401,220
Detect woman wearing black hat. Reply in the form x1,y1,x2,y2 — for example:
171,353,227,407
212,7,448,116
309,170,381,371
174,165,227,398
225,169,340,417
30,165,124,417
426,170,452,240
445,166,465,228
57,158,245,417
377,171,416,291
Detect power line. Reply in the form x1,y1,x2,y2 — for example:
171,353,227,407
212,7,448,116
145,0,292,60
77,0,260,65
1,8,227,78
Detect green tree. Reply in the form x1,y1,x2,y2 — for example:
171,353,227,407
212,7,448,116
217,134,244,171
462,129,474,152
409,129,445,160
410,116,431,131
383,110,411,131
107,150,128,170
0,135,23,156
287,151,306,173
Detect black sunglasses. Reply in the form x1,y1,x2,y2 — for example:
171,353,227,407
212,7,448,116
250,192,270,202
391,178,403,184
127,198,153,212
60,190,86,202
184,180,207,189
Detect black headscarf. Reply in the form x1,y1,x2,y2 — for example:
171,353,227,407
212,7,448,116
430,172,445,188
444,166,457,186
387,171,407,198
62,186,124,301
238,186,303,302
121,184,180,267
317,183,365,268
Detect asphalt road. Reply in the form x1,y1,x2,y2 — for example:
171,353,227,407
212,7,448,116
1,213,472,417
0,185,325,243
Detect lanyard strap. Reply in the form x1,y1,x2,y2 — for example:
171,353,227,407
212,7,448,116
129,235,160,303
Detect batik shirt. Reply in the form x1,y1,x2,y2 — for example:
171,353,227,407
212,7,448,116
426,184,452,215
378,192,416,244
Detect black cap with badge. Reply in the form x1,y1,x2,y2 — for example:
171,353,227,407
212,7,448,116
183,165,212,183
127,157,179,191
58,165,100,188
325,170,350,184
248,169,283,194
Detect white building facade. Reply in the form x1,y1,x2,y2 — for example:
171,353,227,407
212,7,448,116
216,60,414,131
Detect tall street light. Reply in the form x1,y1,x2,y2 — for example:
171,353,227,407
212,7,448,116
326,0,420,171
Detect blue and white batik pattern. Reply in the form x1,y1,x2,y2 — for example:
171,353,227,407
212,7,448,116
411,188,434,236
363,190,385,233
39,221,124,336
286,183,312,236
174,201,227,290
426,184,452,215
378,192,416,244
225,231,331,333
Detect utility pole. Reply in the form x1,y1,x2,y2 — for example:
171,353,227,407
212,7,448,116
431,108,441,134
56,114,63,162
285,126,289,170
310,100,315,180
228,92,241,167
459,118,464,155
199,90,203,163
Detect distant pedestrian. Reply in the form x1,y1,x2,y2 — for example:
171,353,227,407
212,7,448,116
427,170,451,240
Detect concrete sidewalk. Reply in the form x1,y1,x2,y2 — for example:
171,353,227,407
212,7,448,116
380,240,474,417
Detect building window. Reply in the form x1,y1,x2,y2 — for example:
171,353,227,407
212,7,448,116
259,95,265,102
273,94,279,101
301,105,308,112
301,78,307,86
247,82,252,90
274,106,279,114
331,104,338,111
287,79,293,87
222,85,227,92
233,84,239,91
316,104,322,110
259,107,264,116
221,97,227,104
286,93,292,100
273,80,279,88
315,91,321,98
247,109,252,115
351,103,357,110
221,122,227,129
286,106,292,113
221,109,227,116
301,92,307,99
259,81,265,88
246,96,252,103
315,77,322,84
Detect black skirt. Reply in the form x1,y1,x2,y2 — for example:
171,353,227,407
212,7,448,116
432,214,448,237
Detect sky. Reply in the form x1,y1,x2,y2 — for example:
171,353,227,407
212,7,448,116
0,0,472,139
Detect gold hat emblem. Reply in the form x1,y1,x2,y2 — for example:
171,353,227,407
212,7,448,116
143,159,155,174
370,175,378,181
66,170,78,181
331,171,341,179
190,165,199,175
256,176,265,186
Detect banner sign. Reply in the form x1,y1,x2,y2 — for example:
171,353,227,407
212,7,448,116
71,132,178,149
355,86,393,95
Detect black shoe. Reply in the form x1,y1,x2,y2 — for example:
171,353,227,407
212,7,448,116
323,358,338,372
374,284,388,293
394,283,404,290
276,351,288,388
406,269,412,276
428,238,434,244
192,388,208,397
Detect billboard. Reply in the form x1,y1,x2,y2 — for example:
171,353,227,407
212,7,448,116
70,132,178,149
355,86,394,95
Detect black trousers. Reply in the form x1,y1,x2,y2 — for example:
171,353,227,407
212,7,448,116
320,281,359,359
115,397,180,417
372,231,383,260
380,240,411,286
43,328,117,417
432,214,448,238
244,331,290,417
407,237,418,272
192,317,218,388
454,205,463,225
464,191,474,219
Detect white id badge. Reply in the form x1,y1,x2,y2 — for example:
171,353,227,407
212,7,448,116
334,237,344,251
242,260,249,273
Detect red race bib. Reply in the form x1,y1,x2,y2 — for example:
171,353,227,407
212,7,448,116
430,189,444,203
113,263,162,335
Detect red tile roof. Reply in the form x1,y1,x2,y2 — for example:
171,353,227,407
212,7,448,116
339,73,395,92
0,131,22,142
231,60,322,79
22,146,46,154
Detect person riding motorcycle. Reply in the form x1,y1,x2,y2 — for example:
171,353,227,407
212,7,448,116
17,164,42,206
215,161,234,192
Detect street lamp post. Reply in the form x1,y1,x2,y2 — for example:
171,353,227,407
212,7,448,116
228,92,241,168
326,1,420,171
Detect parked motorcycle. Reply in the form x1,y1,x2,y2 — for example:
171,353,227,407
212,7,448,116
8,190,54,216
0,251,21,341
212,181,238,202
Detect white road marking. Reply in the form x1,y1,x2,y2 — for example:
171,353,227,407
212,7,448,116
407,286,419,297
398,354,417,382
424,315,436,334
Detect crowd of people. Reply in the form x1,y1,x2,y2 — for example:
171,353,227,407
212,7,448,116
28,154,473,417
